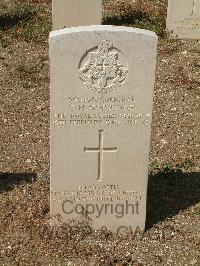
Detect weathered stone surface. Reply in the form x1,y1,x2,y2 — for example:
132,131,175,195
52,0,102,30
167,0,200,39
50,26,158,234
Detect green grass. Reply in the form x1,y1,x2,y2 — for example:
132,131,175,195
195,210,200,216
149,159,194,176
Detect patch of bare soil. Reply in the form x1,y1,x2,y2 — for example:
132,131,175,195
0,0,200,265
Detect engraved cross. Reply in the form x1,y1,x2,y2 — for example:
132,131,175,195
96,57,117,88
84,130,118,182
191,0,197,15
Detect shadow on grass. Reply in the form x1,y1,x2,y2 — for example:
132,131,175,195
103,10,150,26
0,6,36,31
103,10,166,37
0,172,37,192
146,171,200,229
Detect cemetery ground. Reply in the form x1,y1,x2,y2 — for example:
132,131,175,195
0,0,200,265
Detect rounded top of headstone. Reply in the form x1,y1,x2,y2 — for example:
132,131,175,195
49,25,158,40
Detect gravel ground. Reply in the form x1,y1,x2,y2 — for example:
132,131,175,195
0,0,200,265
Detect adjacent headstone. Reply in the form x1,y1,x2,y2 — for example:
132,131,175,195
52,0,102,30
167,0,200,39
50,25,158,234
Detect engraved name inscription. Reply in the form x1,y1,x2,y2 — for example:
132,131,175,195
52,96,151,127
175,18,200,31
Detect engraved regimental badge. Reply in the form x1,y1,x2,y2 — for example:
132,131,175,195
78,40,128,94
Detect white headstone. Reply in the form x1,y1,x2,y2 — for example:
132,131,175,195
50,25,158,234
167,0,200,39
52,0,102,30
